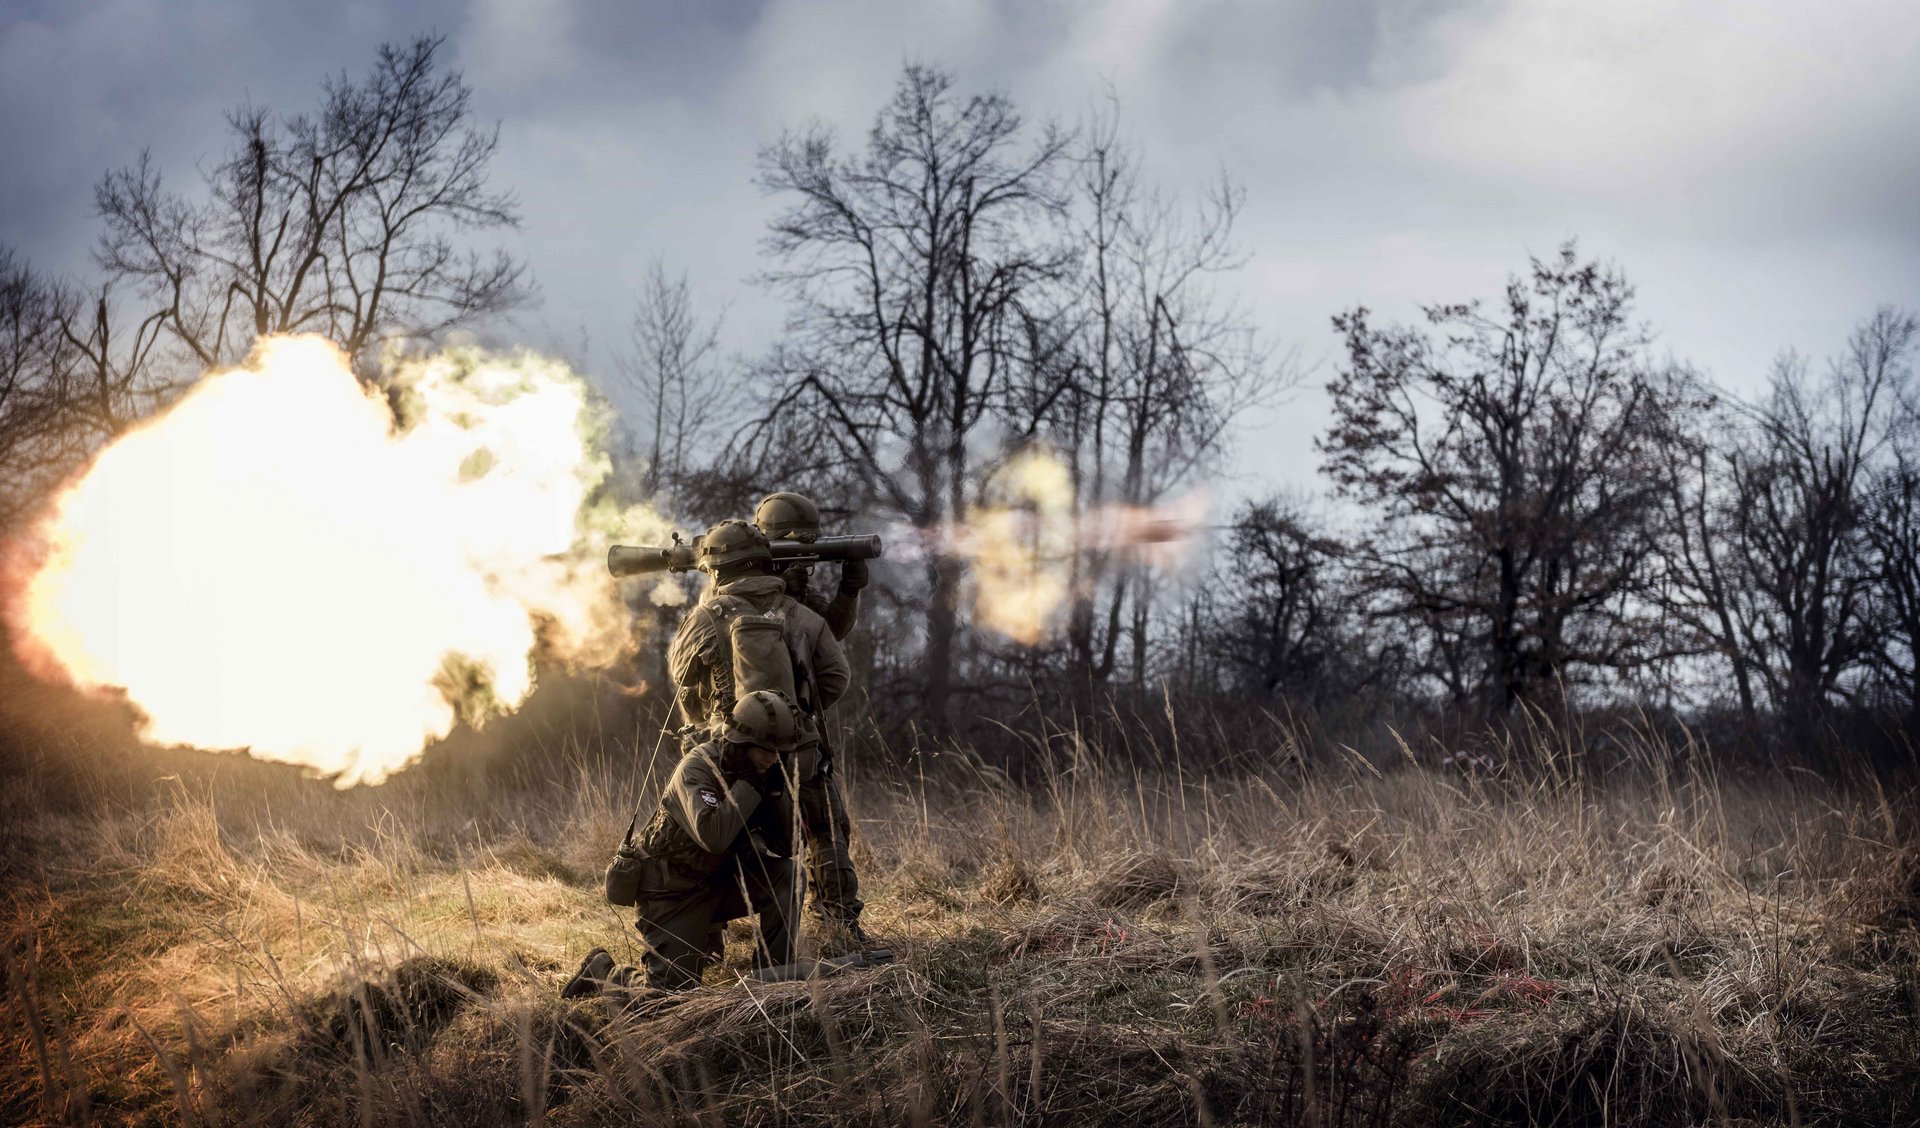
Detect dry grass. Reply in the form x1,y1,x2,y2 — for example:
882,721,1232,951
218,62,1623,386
2,718,1917,1126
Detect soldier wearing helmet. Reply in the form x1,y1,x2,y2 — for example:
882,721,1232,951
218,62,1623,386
751,492,872,945
666,519,850,746
564,690,805,995
754,492,869,641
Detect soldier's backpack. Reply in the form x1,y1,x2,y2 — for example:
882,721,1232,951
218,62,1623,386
710,596,799,707
732,609,799,703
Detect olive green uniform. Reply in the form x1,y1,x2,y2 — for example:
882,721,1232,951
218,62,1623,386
790,570,866,927
605,741,799,991
668,573,865,926
667,573,851,737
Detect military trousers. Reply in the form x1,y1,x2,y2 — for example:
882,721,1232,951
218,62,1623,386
632,850,798,991
799,759,863,924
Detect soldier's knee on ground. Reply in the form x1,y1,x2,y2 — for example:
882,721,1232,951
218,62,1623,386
641,947,706,991
742,858,801,967
636,899,722,991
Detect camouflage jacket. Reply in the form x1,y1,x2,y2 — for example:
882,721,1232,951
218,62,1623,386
666,573,850,737
633,741,797,892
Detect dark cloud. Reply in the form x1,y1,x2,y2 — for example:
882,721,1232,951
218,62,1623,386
2,0,1915,494
1157,0,1488,96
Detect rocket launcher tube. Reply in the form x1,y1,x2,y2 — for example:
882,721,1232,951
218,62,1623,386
607,533,884,578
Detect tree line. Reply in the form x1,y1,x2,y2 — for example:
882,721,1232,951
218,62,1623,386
1218,265,1919,740
3,39,1914,752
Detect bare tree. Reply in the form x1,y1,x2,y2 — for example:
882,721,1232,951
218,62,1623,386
1862,336,1920,720
94,36,526,373
50,279,177,436
1716,309,1916,723
748,63,1075,721
0,252,75,524
1321,244,1681,714
1202,496,1351,700
1050,104,1288,688
621,263,727,511
0,252,175,527
1650,378,1767,715
1865,422,1920,721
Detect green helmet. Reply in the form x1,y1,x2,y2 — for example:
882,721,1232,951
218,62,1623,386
724,689,800,752
754,491,822,543
698,519,771,572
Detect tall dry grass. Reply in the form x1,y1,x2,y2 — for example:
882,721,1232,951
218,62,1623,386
1,700,1917,1126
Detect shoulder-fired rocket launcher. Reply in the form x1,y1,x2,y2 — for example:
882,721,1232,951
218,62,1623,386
606,533,884,578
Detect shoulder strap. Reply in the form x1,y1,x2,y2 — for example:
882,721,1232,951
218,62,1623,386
704,594,738,658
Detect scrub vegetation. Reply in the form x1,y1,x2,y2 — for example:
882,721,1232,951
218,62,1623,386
3,675,1915,1127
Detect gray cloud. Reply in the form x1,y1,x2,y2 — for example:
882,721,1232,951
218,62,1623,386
2,0,1915,499
0,0,465,270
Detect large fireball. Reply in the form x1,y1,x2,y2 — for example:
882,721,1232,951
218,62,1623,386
3,335,660,786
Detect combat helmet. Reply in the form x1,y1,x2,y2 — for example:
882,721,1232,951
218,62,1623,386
698,519,772,572
724,689,800,752
754,492,823,543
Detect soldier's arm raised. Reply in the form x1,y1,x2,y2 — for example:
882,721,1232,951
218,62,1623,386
666,749,763,855
826,557,868,639
818,588,859,640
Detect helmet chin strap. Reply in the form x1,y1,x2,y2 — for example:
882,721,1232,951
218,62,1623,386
713,559,772,583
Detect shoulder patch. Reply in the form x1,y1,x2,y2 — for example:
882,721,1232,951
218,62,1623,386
697,788,721,809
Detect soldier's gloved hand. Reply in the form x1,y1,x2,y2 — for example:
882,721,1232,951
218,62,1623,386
782,565,811,598
755,758,789,800
837,557,870,593
718,742,762,786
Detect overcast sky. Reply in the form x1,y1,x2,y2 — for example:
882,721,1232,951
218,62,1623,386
3,0,1916,502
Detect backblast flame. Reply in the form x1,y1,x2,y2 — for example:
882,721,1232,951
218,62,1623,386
2,335,664,786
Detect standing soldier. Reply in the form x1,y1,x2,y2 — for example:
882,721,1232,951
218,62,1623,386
753,492,871,945
754,492,869,640
565,691,804,995
666,518,850,749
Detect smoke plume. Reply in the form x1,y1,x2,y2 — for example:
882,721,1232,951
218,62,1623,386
3,335,665,786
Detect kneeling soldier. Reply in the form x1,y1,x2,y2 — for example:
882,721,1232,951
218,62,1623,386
566,690,804,996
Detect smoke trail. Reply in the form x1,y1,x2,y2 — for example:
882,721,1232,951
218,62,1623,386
953,446,1207,645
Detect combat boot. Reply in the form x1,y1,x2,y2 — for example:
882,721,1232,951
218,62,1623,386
812,914,880,956
562,947,614,999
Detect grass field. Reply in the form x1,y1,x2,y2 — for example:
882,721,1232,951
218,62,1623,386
2,692,1917,1126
